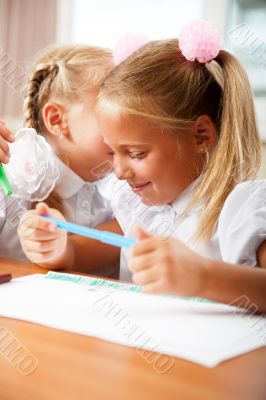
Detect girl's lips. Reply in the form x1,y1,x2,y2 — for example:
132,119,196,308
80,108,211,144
130,182,151,193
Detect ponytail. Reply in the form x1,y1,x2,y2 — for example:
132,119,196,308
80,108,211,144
190,50,261,241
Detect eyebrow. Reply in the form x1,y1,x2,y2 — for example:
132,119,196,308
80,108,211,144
103,139,149,148
118,142,149,147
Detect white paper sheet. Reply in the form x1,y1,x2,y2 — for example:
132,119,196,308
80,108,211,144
0,272,265,367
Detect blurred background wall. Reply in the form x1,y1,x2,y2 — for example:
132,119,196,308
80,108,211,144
0,0,265,176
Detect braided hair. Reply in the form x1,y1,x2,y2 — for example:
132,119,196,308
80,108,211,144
24,63,59,131
23,45,113,214
24,44,113,132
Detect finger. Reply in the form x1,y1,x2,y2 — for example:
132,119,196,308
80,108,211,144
35,202,52,216
0,148,9,164
22,237,62,253
19,214,57,238
19,214,57,235
131,238,157,257
132,267,158,286
129,253,155,272
142,282,163,295
35,202,65,220
23,228,61,242
0,136,10,157
26,251,57,265
0,122,15,143
133,225,154,240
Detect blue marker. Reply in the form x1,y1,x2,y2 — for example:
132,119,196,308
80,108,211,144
42,216,137,248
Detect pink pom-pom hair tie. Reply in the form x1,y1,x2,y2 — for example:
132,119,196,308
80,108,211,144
113,32,149,65
179,20,222,63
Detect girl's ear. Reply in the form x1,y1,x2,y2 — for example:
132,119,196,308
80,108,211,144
194,115,217,153
42,102,68,139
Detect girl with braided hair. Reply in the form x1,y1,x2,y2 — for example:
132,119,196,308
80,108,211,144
0,45,121,276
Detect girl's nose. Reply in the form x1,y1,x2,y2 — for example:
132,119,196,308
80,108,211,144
114,158,133,180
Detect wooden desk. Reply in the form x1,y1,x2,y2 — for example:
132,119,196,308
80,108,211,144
0,258,266,400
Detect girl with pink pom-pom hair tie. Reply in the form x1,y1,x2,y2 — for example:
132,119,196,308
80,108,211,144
93,19,265,295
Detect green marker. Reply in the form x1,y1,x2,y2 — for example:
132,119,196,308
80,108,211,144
0,164,13,196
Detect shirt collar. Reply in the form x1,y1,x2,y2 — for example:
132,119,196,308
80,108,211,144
55,157,89,200
170,176,203,215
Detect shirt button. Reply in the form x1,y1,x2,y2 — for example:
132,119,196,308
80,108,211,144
84,184,94,193
81,199,90,210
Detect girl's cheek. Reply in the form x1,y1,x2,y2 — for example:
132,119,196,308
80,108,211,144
135,159,153,175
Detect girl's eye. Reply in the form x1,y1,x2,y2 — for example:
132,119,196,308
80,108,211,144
130,152,145,160
108,150,115,156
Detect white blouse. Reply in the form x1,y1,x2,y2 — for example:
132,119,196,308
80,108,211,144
98,174,221,281
218,179,266,266
98,174,266,281
0,158,116,276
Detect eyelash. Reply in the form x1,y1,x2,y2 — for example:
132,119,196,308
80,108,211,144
131,152,145,160
108,151,145,160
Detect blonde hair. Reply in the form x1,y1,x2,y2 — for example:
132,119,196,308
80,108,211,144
23,44,114,213
97,39,261,241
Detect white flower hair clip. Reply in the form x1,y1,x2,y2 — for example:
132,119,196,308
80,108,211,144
5,128,59,201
